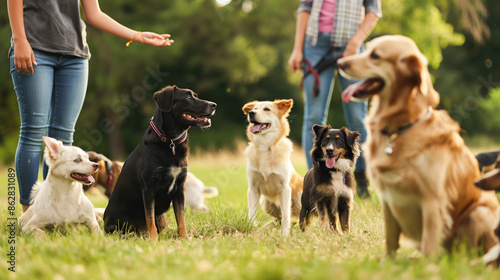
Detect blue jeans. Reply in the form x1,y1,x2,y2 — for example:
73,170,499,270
10,49,89,205
302,32,368,170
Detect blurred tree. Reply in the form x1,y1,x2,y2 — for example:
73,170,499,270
0,0,496,164
433,0,500,137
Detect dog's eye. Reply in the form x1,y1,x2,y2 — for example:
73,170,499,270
337,138,343,144
264,108,271,111
370,51,380,60
74,158,82,163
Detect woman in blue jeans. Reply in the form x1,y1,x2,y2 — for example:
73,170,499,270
288,0,381,197
8,0,174,212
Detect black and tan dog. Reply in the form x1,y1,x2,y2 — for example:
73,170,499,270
300,125,360,233
103,86,216,240
475,150,500,174
476,168,500,266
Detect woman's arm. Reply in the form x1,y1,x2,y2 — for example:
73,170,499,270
7,0,37,74
81,0,173,47
343,12,379,57
288,11,310,73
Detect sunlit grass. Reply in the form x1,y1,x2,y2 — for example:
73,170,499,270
1,146,499,279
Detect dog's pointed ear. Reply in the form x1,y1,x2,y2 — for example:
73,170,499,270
242,101,258,115
43,136,63,160
154,85,176,112
275,99,293,117
398,53,439,108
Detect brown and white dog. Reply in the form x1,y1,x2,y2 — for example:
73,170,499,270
243,99,303,236
337,35,498,256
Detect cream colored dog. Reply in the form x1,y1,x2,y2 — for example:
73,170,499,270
242,99,303,236
19,136,102,237
338,35,498,256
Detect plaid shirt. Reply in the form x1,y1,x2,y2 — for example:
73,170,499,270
299,0,382,47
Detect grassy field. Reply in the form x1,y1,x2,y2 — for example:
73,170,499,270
1,147,500,280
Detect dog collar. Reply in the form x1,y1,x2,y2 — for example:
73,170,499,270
150,117,188,155
381,106,433,155
104,160,113,189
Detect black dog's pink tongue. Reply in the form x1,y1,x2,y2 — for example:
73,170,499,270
326,156,336,169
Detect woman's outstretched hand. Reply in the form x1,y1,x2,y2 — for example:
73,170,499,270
138,32,174,47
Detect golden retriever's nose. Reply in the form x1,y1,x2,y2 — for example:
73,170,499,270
337,59,349,71
92,163,99,171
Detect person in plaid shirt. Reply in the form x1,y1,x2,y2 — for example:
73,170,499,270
288,0,382,198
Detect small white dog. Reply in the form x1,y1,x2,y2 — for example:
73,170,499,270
184,172,219,213
18,136,102,237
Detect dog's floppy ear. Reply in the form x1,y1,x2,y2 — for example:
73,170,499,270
275,99,293,117
242,101,258,115
43,136,63,161
312,124,330,139
398,53,439,108
341,127,361,158
154,85,177,112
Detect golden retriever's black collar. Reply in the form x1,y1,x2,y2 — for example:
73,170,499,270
150,117,188,155
381,107,433,155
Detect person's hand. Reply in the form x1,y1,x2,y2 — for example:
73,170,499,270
288,49,303,73
343,37,362,58
139,32,174,47
13,39,37,75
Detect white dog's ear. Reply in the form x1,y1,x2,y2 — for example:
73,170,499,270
242,101,258,115
275,99,293,117
43,136,63,160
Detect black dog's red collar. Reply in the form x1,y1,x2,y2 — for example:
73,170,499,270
150,117,187,155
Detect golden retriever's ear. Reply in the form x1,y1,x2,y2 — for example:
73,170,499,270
398,53,440,108
242,101,258,115
154,86,176,112
275,99,293,117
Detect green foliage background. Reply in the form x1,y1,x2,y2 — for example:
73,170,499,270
0,0,499,163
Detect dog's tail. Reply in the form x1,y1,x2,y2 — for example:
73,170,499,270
29,181,43,204
203,186,219,198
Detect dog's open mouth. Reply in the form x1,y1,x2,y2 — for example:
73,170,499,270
183,113,212,127
342,78,385,103
71,173,95,184
249,122,271,134
325,154,341,169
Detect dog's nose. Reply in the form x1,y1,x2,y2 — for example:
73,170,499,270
337,59,349,70
92,163,99,171
325,147,334,155
249,111,255,118
209,102,217,109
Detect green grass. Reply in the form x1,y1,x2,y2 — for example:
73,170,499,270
1,151,500,280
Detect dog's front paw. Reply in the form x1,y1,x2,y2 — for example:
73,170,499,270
34,228,46,238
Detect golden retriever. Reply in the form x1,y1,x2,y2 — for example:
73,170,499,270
337,35,498,256
242,99,303,236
